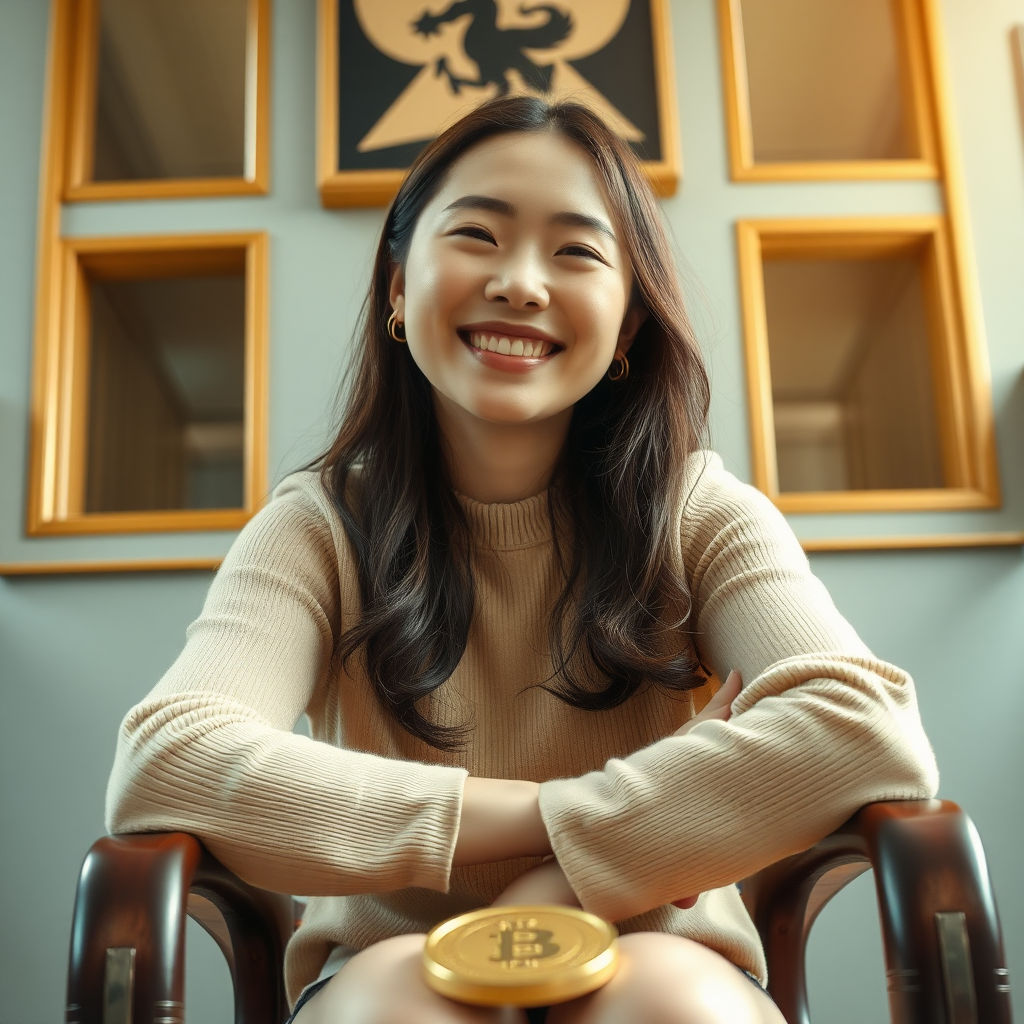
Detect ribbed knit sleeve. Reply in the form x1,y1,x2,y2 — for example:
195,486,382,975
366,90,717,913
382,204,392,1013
105,474,468,897
538,454,939,923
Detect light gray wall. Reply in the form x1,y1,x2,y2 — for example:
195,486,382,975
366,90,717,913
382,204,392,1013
1,1,1022,1021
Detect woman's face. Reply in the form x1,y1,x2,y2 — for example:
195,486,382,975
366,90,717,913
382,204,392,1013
390,130,642,429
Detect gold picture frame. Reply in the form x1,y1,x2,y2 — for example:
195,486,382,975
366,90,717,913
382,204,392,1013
57,0,271,201
26,232,269,536
718,0,941,182
316,0,681,207
736,216,999,515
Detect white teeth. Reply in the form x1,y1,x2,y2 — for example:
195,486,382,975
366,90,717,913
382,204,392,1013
468,332,554,358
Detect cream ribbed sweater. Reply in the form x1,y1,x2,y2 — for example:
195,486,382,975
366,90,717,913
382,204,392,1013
106,452,938,1004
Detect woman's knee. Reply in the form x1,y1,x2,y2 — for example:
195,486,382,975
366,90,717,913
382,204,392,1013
547,933,781,1024
297,934,523,1024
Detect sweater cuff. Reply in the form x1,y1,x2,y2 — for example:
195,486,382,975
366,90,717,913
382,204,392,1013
539,770,643,922
371,759,468,893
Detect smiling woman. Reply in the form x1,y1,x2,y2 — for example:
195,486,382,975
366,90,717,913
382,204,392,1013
105,96,937,1024
319,100,711,746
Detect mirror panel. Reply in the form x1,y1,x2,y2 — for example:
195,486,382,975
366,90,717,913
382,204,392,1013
85,273,246,512
91,0,249,181
738,0,915,163
764,253,944,493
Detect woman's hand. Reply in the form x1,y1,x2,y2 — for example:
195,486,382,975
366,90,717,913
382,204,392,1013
491,856,582,908
470,675,744,908
491,858,701,915
673,670,742,739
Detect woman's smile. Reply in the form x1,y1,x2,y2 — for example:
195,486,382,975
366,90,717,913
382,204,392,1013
459,320,563,372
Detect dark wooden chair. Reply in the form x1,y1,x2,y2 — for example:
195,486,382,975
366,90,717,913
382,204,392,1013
66,799,1012,1024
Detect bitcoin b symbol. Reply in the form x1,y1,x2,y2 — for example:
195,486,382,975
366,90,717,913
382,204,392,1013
490,917,560,969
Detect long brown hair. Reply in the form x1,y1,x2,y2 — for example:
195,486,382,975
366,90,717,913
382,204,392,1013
316,96,711,749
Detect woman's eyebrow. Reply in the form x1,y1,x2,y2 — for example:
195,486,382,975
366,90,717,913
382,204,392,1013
443,195,516,217
550,210,616,241
443,196,616,241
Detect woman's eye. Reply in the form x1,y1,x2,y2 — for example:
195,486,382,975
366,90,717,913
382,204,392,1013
558,245,606,263
452,226,496,244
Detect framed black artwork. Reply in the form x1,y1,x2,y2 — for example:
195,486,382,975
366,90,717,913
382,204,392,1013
317,0,681,206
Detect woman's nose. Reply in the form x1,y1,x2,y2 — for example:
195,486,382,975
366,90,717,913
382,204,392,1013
484,251,549,309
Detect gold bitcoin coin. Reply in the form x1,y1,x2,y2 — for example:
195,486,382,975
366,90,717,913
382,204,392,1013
423,904,618,1008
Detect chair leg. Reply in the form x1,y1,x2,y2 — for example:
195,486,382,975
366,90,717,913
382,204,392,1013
190,847,294,1022
744,843,870,1024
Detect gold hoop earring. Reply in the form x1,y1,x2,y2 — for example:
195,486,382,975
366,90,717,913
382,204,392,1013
387,310,407,343
608,352,629,381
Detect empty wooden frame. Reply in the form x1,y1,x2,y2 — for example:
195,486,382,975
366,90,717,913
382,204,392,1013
317,0,681,207
27,233,268,535
718,0,941,181
58,0,270,201
737,217,999,514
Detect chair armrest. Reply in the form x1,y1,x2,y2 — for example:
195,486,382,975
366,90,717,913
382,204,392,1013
66,833,294,1024
741,799,1012,1024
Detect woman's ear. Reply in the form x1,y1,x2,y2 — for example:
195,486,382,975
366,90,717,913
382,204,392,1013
388,264,406,320
617,305,647,355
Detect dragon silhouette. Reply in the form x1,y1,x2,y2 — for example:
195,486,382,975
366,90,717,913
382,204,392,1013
413,0,573,96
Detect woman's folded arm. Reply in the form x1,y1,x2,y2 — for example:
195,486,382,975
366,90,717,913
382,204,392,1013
539,654,936,922
105,476,468,897
538,455,939,922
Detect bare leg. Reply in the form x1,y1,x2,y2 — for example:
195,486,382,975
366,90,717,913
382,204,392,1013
294,933,527,1024
547,933,785,1024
